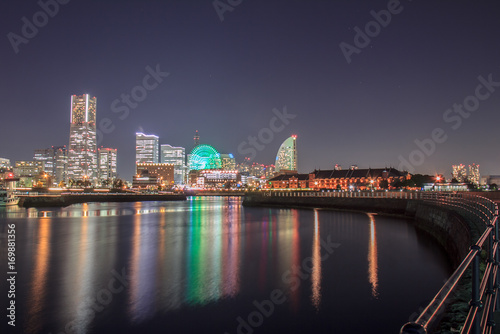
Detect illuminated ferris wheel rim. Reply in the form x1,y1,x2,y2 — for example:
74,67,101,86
189,144,222,170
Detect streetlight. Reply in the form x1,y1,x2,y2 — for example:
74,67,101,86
434,175,442,191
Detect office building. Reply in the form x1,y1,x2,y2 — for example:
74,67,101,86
14,161,45,188
220,153,236,170
98,148,117,182
161,144,186,184
136,163,175,186
136,132,159,164
14,161,44,177
34,146,67,185
0,158,11,168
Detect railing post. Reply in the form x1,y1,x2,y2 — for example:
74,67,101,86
496,215,500,311
487,226,496,329
471,245,482,334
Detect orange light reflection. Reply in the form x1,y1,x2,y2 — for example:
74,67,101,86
311,210,322,310
367,213,379,298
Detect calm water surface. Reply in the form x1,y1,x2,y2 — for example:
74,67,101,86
0,197,452,334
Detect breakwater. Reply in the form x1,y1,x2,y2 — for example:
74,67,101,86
18,193,187,208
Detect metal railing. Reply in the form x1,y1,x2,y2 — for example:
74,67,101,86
400,192,499,334
260,190,424,199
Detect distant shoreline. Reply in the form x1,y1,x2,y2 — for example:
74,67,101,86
18,193,187,208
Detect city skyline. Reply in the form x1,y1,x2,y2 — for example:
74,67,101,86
2,1,500,181
0,91,495,183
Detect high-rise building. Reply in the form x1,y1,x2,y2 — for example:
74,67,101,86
0,158,11,169
14,161,45,187
161,144,186,184
220,153,236,170
34,148,54,176
468,163,480,186
34,146,67,185
264,164,275,179
68,94,97,183
136,132,159,164
275,135,297,173
54,146,68,185
452,164,467,182
249,162,265,178
14,161,44,177
98,148,117,182
236,158,251,174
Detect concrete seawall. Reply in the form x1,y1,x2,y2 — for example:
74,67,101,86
243,194,472,268
19,193,187,208
409,202,472,267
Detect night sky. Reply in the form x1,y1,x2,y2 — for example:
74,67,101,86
1,0,500,181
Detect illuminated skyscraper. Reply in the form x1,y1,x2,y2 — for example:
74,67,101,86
220,154,236,170
468,163,480,186
136,132,159,164
452,164,467,182
0,158,10,169
275,135,297,173
161,144,186,184
34,146,67,185
98,148,117,182
67,94,97,182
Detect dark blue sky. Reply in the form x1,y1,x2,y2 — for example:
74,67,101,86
1,0,500,181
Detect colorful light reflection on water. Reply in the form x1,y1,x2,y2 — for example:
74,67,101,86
0,197,452,334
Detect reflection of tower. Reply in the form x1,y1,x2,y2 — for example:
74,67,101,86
194,130,200,146
311,209,322,310
367,213,379,298
26,219,51,333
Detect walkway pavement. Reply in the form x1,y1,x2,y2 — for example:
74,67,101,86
495,311,500,334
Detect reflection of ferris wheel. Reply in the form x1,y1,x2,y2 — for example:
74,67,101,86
189,144,222,170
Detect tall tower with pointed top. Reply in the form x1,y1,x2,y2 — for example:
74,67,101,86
67,94,97,183
194,130,200,146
